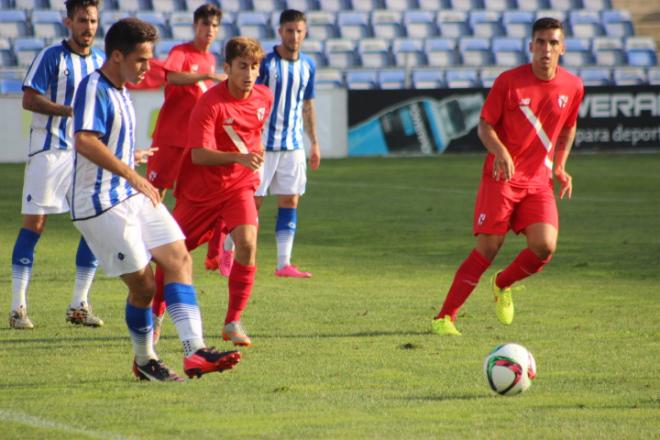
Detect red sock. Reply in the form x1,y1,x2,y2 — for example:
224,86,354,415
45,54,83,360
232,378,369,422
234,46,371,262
437,249,491,321
225,261,256,324
152,266,167,317
206,222,225,261
496,248,552,289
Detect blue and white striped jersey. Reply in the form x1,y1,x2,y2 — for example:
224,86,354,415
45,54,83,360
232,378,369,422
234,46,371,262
257,49,316,151
70,70,137,221
23,40,105,156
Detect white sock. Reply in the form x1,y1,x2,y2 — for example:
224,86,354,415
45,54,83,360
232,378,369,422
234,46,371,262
276,230,295,269
11,265,30,312
165,284,206,357
70,266,96,308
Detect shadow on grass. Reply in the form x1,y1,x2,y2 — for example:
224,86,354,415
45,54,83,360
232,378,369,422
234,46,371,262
403,393,487,402
0,334,129,345
248,330,432,339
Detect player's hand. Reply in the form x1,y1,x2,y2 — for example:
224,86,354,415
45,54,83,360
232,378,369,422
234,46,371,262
208,72,227,82
134,147,158,165
555,167,572,199
493,150,515,181
128,172,161,206
309,143,321,171
238,152,264,171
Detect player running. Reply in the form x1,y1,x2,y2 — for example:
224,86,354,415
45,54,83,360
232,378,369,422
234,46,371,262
8,0,104,329
431,17,584,336
222,9,320,279
72,18,240,380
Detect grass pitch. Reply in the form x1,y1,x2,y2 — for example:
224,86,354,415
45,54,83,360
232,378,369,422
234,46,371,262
0,153,658,439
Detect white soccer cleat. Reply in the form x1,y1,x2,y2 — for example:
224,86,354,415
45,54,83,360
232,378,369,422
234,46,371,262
9,306,34,329
222,321,252,346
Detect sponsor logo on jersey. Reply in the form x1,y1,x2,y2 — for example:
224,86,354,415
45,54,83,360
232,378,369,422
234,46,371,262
148,171,157,181
558,95,568,109
257,107,265,121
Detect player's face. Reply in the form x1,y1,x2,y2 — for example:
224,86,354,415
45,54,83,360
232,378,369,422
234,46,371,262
117,42,153,85
224,56,260,94
193,17,219,47
65,6,99,54
278,20,306,55
529,28,565,73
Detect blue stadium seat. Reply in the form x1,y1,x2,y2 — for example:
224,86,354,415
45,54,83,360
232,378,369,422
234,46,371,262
306,11,338,40
592,37,625,67
13,37,45,67
218,12,236,40
384,0,419,10
49,0,67,12
269,11,281,36
648,67,660,85
116,0,150,12
15,0,49,9
502,10,533,38
515,0,549,11
392,38,426,67
483,0,514,11
101,11,133,36
378,69,407,89
403,11,437,39
285,0,319,11
358,38,391,68
480,66,506,87
548,0,582,10
155,39,184,58
579,67,610,85
418,0,447,9
449,0,483,11
316,68,344,88
371,10,404,39
582,0,611,11
445,68,479,88
625,37,658,67
436,11,471,39
562,37,593,67
236,12,271,39
302,39,326,67
346,69,378,89
137,12,171,38
459,37,492,66
170,11,194,40
337,11,370,39
152,0,185,13
469,11,504,38
534,10,566,24
601,10,634,38
0,10,29,39
569,11,603,38
492,37,525,67
412,68,444,88
324,38,358,68
317,0,350,12
260,39,279,54
424,37,459,67
186,0,218,11
0,37,16,67
0,77,23,94
351,0,381,11
254,0,284,12
613,67,647,85
217,0,247,13
32,10,66,39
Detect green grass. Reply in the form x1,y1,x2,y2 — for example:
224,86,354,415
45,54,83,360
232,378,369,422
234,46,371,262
0,153,658,439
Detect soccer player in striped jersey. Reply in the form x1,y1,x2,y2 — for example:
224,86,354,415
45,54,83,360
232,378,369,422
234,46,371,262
72,18,240,381
431,18,584,336
223,9,320,279
9,0,104,329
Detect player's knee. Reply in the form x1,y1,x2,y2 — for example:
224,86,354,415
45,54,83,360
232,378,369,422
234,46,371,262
530,241,555,260
129,276,157,306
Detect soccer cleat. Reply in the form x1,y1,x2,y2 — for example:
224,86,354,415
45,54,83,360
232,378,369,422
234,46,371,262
152,314,163,345
183,347,241,379
491,271,514,325
222,321,252,346
66,303,104,327
274,264,312,278
219,250,234,277
132,358,184,382
431,315,462,336
204,256,219,271
9,307,34,329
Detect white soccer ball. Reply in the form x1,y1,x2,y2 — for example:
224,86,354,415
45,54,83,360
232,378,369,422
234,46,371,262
483,343,537,396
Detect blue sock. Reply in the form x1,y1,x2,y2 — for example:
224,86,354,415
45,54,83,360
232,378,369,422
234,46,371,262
125,302,156,365
71,237,98,307
164,283,204,357
11,228,41,311
275,207,297,269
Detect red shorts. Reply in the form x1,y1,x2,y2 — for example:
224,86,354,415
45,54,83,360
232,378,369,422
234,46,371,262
146,145,186,190
473,178,558,236
172,188,258,251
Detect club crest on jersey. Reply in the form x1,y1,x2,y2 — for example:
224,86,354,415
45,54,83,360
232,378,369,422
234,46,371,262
477,213,486,225
557,95,568,109
191,64,199,72
519,98,531,106
224,117,234,124
257,107,265,121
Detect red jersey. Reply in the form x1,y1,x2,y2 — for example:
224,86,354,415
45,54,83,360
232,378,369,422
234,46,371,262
481,64,584,188
175,81,273,204
151,42,217,147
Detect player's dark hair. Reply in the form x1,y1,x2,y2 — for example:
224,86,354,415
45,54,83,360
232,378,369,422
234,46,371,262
532,17,564,36
279,9,306,26
224,37,265,64
193,3,223,24
105,18,158,57
65,0,100,19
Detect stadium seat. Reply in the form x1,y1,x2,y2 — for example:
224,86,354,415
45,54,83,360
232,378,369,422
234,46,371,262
337,11,370,39
260,39,279,54
101,11,133,36
0,10,29,39
253,0,284,12
285,0,319,11
502,10,533,38
648,67,660,85
480,66,506,87
185,0,216,11
358,38,391,68
582,0,611,11
116,0,150,12
378,69,407,89
0,77,23,93
392,38,426,67
445,68,479,88
469,11,504,38
625,37,658,67
170,11,194,40
592,37,625,67
436,11,471,39
218,12,236,40
483,0,514,11
13,37,45,67
492,37,525,67
579,67,610,86
459,37,492,66
302,39,326,66
345,69,378,89
15,0,49,9
317,0,350,12
601,10,634,38
418,0,446,9
351,0,381,11
403,11,437,39
424,37,459,67
269,11,281,36
32,10,66,39
236,12,271,39
306,11,338,40
155,39,184,58
371,10,404,39
515,0,549,11
152,0,184,13
315,68,344,88
562,37,593,67
613,67,647,85
412,68,444,88
384,0,419,10
569,11,603,38
449,0,483,11
548,0,582,10
324,38,358,68
49,0,67,12
534,10,565,24
0,37,16,67
137,12,171,39
216,0,246,13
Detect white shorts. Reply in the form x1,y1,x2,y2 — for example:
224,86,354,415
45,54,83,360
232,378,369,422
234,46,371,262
73,194,185,277
256,149,307,197
21,149,73,215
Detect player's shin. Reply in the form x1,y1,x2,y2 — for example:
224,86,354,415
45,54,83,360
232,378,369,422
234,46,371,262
436,249,491,321
495,248,552,289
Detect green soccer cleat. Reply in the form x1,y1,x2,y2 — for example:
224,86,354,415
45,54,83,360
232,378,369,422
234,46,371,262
491,271,514,325
431,315,462,336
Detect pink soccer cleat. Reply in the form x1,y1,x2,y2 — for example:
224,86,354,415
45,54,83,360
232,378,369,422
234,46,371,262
274,264,312,278
183,347,241,379
219,250,234,277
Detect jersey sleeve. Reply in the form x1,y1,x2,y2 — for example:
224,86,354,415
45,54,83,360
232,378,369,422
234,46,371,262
22,46,57,95
303,58,316,100
188,93,219,150
480,73,507,127
564,80,584,128
73,78,108,137
163,46,186,73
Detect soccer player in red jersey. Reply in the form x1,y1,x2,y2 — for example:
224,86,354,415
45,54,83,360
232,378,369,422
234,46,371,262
431,17,584,336
153,37,273,346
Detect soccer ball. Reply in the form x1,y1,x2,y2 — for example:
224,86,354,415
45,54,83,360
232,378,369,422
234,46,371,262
483,343,536,396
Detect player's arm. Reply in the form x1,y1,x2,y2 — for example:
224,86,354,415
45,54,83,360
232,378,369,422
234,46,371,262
477,119,514,181
22,87,72,117
191,146,263,170
302,99,320,171
75,131,161,206
553,124,576,199
166,71,226,85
